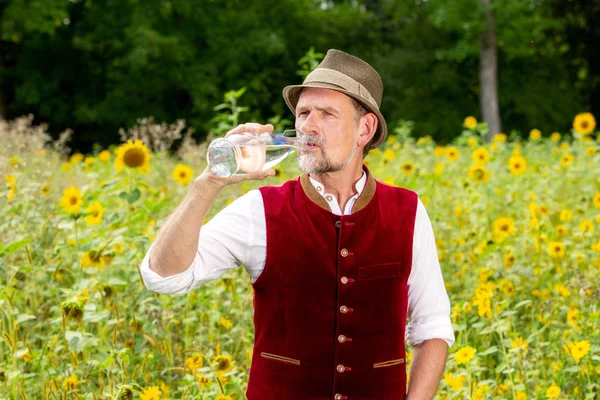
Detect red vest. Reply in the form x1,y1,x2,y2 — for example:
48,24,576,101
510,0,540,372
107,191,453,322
247,169,418,400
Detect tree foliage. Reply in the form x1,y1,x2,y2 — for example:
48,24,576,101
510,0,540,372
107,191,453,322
0,0,597,150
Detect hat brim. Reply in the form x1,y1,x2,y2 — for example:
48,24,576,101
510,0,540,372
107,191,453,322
282,82,387,149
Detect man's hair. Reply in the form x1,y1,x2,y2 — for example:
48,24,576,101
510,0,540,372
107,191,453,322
351,98,375,158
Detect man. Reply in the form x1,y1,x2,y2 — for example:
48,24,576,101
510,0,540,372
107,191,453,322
141,49,454,400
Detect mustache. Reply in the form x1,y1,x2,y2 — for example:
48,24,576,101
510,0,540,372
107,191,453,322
298,133,324,147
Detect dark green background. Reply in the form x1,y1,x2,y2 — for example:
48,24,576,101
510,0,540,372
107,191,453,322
1,0,598,152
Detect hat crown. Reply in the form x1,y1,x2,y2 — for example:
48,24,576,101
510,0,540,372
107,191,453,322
315,49,383,107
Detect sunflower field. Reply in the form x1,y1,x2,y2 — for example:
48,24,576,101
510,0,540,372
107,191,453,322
1,112,599,400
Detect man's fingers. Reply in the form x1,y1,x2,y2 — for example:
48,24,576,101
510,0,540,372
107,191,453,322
225,123,274,137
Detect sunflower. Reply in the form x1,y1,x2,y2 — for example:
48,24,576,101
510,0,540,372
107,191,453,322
508,155,527,175
212,355,233,374
61,162,73,172
401,161,415,175
98,150,111,162
185,353,203,371
560,153,574,167
573,112,596,135
472,147,490,165
559,209,572,222
114,140,150,173
547,241,565,258
467,137,478,148
85,202,104,225
69,153,84,164
529,129,542,140
41,184,50,196
60,186,83,214
593,192,600,208
454,346,476,365
84,157,96,166
468,165,489,183
172,164,194,185
62,375,80,390
383,149,396,161
493,133,507,143
556,225,568,236
579,219,594,234
445,147,460,161
434,146,446,157
7,186,15,203
587,147,596,156
493,216,515,242
140,386,160,400
81,251,107,269
550,132,561,142
463,116,477,130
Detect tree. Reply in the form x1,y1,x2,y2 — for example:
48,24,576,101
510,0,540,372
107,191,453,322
479,0,501,139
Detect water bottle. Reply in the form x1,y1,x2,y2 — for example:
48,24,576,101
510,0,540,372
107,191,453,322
206,130,311,177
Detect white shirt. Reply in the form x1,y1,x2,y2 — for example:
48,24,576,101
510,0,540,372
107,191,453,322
140,172,455,347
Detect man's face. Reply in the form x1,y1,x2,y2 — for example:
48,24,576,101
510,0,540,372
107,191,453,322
295,88,361,174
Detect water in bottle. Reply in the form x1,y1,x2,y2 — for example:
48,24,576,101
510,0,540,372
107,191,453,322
207,130,312,177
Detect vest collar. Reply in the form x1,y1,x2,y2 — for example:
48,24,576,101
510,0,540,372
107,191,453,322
299,166,376,214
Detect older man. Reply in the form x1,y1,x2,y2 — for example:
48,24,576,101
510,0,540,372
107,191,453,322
141,49,454,400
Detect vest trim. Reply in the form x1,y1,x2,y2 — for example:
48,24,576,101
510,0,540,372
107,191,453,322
298,167,377,213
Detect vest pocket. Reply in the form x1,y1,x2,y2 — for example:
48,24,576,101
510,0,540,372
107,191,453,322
373,358,405,369
260,352,301,366
358,262,403,280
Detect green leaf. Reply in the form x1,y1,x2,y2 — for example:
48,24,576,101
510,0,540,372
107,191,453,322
16,314,37,323
127,189,141,204
479,346,498,356
2,238,33,255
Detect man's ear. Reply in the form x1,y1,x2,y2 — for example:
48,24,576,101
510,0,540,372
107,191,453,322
357,113,378,148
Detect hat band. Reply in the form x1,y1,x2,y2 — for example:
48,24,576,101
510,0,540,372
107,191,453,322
304,68,378,110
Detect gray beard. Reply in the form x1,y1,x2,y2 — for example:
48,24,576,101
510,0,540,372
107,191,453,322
297,144,357,174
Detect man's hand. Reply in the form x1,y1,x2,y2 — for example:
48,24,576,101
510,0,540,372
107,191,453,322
201,122,277,188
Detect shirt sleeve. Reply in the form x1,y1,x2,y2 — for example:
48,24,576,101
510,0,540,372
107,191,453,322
405,197,455,348
139,189,268,294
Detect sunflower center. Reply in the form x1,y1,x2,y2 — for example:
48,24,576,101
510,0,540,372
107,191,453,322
501,224,509,231
180,172,187,178
69,196,78,205
123,148,146,168
89,251,102,263
581,121,588,129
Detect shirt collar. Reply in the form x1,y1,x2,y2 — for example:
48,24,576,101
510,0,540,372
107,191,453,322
308,170,367,198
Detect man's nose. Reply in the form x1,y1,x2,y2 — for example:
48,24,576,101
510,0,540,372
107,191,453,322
297,112,318,135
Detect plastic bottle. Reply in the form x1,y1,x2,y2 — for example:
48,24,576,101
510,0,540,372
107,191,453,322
206,130,310,177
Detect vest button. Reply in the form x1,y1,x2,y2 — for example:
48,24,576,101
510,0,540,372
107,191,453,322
336,364,346,373
341,276,348,284
334,394,343,400
340,305,348,314
340,248,348,257
335,220,341,228
326,195,333,201
338,334,346,343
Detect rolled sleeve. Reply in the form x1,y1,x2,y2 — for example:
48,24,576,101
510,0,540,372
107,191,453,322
140,244,197,294
139,190,265,295
405,198,455,348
